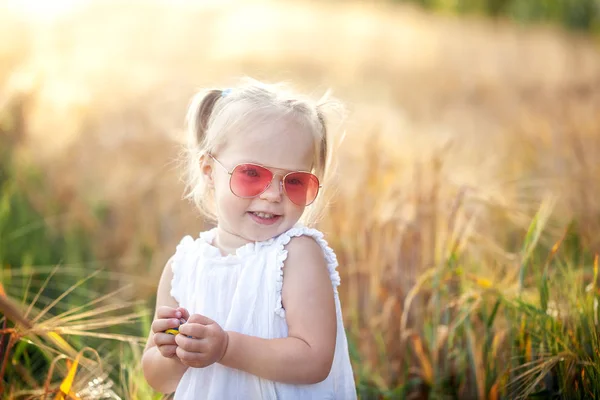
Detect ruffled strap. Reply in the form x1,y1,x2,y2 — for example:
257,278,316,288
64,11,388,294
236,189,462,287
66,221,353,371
169,235,196,304
274,225,341,318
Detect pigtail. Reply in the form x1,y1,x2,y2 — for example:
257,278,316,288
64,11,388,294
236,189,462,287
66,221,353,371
302,92,347,226
314,87,344,177
182,89,225,223
186,89,223,147
316,111,328,174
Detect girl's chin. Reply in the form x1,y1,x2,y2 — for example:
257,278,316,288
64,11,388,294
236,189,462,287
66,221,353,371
244,221,294,241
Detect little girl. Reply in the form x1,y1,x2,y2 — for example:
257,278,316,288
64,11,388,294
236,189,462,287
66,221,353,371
142,78,357,399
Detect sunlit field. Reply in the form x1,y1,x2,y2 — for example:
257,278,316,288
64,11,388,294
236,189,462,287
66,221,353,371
2,0,600,398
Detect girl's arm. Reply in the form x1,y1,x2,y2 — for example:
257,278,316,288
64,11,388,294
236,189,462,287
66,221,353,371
141,259,189,393
219,235,337,384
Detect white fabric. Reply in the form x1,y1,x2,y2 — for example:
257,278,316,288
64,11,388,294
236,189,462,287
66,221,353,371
170,224,357,400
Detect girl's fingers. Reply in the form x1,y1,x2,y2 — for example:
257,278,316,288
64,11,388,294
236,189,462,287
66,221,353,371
153,332,177,346
158,344,178,358
178,322,208,338
187,314,214,325
152,318,182,334
176,347,207,364
177,307,190,321
175,335,207,353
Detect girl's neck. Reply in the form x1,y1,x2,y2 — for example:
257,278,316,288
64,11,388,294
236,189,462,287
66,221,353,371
213,226,252,256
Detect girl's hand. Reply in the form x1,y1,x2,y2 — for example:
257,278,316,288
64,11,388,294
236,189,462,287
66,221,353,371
175,314,229,368
151,306,190,358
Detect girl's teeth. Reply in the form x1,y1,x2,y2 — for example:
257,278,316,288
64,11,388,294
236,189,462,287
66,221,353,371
254,212,275,219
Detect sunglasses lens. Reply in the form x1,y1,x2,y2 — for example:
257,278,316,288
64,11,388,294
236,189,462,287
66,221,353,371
284,172,320,206
230,164,273,197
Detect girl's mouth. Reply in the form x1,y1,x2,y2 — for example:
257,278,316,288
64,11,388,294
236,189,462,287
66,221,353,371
248,211,281,225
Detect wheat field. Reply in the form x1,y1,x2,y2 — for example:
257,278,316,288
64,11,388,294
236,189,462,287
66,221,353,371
2,0,600,398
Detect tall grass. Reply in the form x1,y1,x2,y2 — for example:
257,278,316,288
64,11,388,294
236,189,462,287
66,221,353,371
0,102,155,399
322,136,600,398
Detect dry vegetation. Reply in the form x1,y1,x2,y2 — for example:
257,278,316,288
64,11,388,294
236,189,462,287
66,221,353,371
2,0,600,398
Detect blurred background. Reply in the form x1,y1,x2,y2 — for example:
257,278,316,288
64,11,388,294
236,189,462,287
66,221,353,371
1,0,600,398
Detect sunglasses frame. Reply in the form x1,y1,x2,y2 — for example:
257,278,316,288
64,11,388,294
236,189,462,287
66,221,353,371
208,154,322,206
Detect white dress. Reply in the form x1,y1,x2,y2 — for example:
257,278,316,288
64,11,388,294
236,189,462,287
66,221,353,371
169,224,357,400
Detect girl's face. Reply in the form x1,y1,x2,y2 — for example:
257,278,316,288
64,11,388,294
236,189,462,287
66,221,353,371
204,114,316,252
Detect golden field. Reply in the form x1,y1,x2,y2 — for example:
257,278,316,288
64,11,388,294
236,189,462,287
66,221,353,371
2,0,600,398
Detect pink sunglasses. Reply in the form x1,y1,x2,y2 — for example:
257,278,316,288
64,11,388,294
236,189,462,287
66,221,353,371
209,154,321,206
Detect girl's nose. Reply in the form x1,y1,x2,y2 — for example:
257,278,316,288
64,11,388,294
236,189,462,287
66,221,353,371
260,178,283,203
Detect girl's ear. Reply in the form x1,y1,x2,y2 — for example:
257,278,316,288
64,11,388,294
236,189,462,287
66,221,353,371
199,154,214,187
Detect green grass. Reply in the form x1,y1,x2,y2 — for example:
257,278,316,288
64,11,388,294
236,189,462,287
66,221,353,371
395,0,600,35
0,109,154,399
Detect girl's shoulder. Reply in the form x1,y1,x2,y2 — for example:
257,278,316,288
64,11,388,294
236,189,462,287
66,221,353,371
273,225,341,318
172,228,216,259
276,225,341,281
275,224,325,242
274,224,337,265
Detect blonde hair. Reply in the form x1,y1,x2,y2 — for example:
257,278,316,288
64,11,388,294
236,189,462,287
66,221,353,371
183,77,343,225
